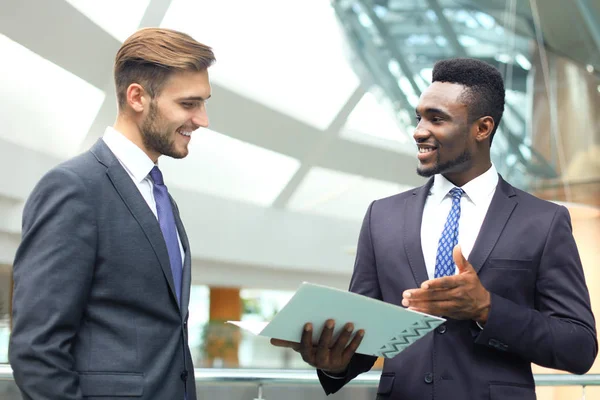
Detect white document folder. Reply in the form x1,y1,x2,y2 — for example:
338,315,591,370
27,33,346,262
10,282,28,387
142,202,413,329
228,282,445,358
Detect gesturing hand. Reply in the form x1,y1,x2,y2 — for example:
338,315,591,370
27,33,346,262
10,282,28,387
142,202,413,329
402,245,491,324
270,319,365,374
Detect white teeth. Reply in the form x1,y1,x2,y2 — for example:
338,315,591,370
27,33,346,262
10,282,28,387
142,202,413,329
419,148,435,153
178,130,192,137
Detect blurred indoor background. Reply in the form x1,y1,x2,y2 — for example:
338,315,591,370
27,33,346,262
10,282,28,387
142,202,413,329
0,0,599,399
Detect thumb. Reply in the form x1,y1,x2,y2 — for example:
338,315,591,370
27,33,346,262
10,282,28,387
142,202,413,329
453,244,471,273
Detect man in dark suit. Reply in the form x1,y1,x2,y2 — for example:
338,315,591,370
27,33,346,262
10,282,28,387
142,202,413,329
272,58,597,399
9,28,214,399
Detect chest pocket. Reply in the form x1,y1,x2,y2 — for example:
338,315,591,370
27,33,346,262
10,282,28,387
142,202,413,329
481,259,536,306
490,382,535,400
79,372,144,397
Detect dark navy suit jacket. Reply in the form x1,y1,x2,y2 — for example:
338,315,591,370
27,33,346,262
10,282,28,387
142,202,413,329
10,140,195,399
319,176,597,400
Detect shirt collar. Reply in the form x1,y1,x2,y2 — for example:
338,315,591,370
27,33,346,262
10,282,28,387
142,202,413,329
102,126,156,183
461,164,498,205
430,164,499,205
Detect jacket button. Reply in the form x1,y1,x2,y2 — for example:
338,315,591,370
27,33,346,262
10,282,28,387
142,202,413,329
424,372,433,384
437,325,447,334
180,370,188,381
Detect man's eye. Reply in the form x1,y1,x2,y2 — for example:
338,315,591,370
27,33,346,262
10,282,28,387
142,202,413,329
415,115,421,122
432,116,444,122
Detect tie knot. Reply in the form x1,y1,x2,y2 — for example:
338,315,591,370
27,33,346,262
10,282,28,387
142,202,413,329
449,187,464,200
149,166,164,185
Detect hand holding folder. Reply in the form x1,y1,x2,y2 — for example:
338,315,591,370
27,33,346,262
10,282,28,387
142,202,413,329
272,318,365,375
228,282,445,363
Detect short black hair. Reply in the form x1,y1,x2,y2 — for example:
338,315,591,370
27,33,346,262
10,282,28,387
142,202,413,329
431,58,505,144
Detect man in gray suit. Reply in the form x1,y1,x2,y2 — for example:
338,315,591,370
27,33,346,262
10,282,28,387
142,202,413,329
9,28,215,399
273,58,597,399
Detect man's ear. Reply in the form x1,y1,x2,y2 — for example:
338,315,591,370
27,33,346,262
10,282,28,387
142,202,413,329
474,116,494,143
125,83,148,113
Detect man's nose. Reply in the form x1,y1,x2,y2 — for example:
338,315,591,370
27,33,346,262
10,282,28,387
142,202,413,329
413,124,429,142
192,107,209,128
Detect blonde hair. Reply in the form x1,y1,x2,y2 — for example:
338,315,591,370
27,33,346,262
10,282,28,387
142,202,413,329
114,27,215,109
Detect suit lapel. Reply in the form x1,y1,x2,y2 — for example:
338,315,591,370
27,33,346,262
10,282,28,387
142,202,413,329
91,140,180,308
171,196,191,318
468,175,517,273
403,178,434,287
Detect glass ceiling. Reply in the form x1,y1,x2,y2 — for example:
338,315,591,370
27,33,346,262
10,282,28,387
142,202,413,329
160,128,300,207
331,0,564,189
64,0,151,42
161,0,361,131
4,0,597,221
340,87,413,154
287,166,412,220
0,34,105,159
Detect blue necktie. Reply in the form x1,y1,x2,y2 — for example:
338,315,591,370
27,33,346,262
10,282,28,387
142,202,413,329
150,166,183,304
434,187,464,278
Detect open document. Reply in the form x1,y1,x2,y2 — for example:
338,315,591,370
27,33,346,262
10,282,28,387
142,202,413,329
228,282,445,359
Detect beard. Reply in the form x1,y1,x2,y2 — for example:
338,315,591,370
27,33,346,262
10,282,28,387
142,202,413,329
417,147,473,177
140,101,185,159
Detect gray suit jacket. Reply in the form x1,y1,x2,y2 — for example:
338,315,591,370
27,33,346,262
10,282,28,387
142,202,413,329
9,139,196,399
319,176,597,400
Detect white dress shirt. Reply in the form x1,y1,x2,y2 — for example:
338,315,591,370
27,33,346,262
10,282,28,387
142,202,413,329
421,164,498,279
324,165,499,379
102,126,185,264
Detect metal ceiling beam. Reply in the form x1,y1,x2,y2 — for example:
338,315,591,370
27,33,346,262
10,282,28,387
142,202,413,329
340,3,415,111
388,24,531,50
357,0,422,96
271,85,366,208
0,0,119,87
425,0,468,57
0,0,426,281
575,0,600,57
272,2,427,209
206,83,423,187
2,0,424,188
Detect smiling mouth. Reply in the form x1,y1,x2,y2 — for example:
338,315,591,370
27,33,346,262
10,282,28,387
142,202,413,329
177,127,192,137
417,145,438,161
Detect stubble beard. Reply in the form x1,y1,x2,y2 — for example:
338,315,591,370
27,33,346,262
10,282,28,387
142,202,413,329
417,147,473,177
140,101,184,160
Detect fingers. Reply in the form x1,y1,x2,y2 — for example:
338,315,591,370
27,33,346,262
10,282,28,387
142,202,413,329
270,338,300,351
405,288,461,305
408,300,457,317
419,276,461,291
299,323,315,364
330,322,354,355
453,245,472,274
315,319,335,366
403,279,460,306
342,329,365,363
272,320,363,370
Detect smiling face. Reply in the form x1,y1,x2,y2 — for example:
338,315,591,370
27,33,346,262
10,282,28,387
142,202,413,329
414,81,492,186
138,69,211,161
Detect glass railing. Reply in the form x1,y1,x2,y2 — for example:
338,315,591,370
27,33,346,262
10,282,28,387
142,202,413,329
1,364,599,399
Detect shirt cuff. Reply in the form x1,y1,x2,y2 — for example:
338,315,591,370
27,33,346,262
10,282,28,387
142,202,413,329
321,369,346,379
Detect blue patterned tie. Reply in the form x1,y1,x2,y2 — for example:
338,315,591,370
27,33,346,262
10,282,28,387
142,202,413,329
434,187,464,278
150,166,183,304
